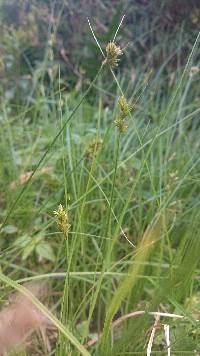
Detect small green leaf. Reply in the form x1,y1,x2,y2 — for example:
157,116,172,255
13,234,32,248
77,320,89,338
22,243,35,260
2,225,18,234
36,242,55,262
132,158,142,170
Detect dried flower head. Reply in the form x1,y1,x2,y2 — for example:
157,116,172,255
189,66,200,77
166,170,179,191
54,204,70,235
84,138,103,160
190,7,200,25
103,42,123,67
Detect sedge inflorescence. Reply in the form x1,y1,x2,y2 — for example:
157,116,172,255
54,204,71,235
114,95,132,133
103,42,123,68
84,138,103,160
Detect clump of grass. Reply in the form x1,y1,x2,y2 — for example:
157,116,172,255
0,13,200,356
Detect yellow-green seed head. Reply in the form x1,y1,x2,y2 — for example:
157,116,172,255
54,204,70,235
103,42,123,68
114,117,128,133
84,138,103,160
118,96,130,118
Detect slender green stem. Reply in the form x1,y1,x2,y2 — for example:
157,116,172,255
56,231,71,355
105,132,121,265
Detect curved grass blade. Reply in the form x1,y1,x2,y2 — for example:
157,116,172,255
100,213,169,353
0,272,91,356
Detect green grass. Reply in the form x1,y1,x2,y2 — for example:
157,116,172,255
0,21,200,355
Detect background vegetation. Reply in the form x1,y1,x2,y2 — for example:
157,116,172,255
0,0,200,355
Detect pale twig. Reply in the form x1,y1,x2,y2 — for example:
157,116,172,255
147,313,160,356
85,310,187,348
163,324,170,356
149,311,184,319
